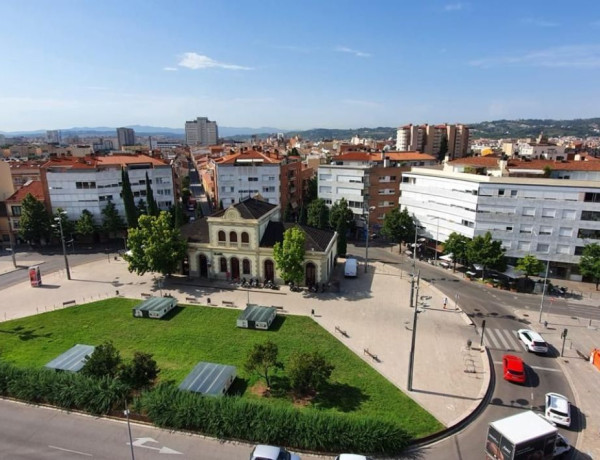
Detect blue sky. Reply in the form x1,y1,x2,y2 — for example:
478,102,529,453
1,0,600,131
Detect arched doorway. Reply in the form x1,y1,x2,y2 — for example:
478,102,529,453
305,262,316,287
231,257,240,281
264,260,274,282
242,258,251,275
198,254,208,278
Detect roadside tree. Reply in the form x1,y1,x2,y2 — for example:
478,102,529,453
516,254,545,279
381,207,415,250
329,198,353,230
466,231,506,278
75,209,96,238
18,193,51,245
307,199,329,229
579,243,600,290
443,232,471,272
101,201,125,239
273,226,306,284
244,340,280,389
124,211,187,276
121,168,138,228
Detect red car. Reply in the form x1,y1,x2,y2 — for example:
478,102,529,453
503,354,526,384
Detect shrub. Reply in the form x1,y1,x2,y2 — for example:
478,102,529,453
287,351,334,396
81,341,122,379
120,352,160,391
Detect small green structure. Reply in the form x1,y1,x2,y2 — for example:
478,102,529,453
132,296,177,319
237,304,277,330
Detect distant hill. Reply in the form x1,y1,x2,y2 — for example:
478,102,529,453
468,118,600,139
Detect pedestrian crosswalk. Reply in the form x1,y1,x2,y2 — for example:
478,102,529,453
482,328,526,351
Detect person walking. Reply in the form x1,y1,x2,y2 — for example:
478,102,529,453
443,297,448,309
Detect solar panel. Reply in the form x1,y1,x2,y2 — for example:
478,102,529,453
179,362,236,396
45,344,95,372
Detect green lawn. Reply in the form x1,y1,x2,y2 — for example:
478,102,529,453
0,298,442,437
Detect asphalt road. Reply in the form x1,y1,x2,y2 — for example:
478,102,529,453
352,243,579,459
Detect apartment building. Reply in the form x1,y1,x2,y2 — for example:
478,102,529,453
40,154,175,221
46,130,61,144
214,149,281,207
518,133,566,160
280,157,314,213
5,180,46,244
400,156,600,279
0,161,16,246
185,117,218,146
318,151,436,232
116,127,136,149
396,123,469,159
8,160,44,190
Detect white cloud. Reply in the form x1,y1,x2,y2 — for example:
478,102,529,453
520,18,558,27
163,67,178,71
469,44,600,68
444,3,464,11
335,46,371,58
178,52,252,70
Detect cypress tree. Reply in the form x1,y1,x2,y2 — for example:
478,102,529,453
284,202,294,222
146,172,159,217
299,204,308,225
121,168,138,228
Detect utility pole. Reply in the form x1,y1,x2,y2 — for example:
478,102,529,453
53,213,71,280
364,209,370,273
8,230,17,268
407,271,421,391
538,259,550,323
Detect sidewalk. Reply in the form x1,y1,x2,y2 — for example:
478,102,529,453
0,255,488,431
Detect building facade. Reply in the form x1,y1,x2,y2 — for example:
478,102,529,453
40,155,175,221
396,123,469,159
185,117,218,146
116,128,136,150
182,198,337,285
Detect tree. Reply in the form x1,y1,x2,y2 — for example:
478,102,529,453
466,231,506,278
516,254,545,279
273,226,306,284
443,232,471,272
136,199,147,216
219,199,224,211
244,340,280,388
579,243,600,290
287,351,334,396
304,176,318,205
18,193,51,245
119,351,160,390
145,172,159,217
329,198,353,230
173,202,184,228
121,168,138,228
307,199,329,229
298,204,308,225
75,209,96,237
101,201,125,238
283,202,294,223
438,135,449,162
381,207,415,249
81,341,122,379
124,211,187,276
336,218,347,257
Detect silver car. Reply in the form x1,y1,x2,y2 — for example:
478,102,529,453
517,329,549,353
545,392,571,427
249,445,301,460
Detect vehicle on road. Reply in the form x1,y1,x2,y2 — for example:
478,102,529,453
485,410,559,460
545,392,572,427
553,433,571,458
502,354,526,384
249,444,300,460
335,454,373,460
344,258,357,277
517,328,549,353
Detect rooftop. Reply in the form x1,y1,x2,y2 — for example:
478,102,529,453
260,222,335,252
6,180,44,202
211,198,277,220
216,150,281,165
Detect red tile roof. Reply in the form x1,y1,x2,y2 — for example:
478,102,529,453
42,154,167,169
7,180,44,202
216,150,281,165
384,151,437,162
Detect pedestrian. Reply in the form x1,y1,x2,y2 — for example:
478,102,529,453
311,309,315,317
443,297,448,309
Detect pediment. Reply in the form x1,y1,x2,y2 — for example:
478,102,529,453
224,207,242,220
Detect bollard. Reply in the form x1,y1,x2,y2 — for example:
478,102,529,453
466,339,472,350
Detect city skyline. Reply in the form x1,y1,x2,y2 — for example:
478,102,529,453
2,0,600,132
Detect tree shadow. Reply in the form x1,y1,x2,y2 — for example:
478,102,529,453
268,374,291,398
266,315,286,332
158,306,185,321
0,325,53,341
228,377,248,396
312,382,369,412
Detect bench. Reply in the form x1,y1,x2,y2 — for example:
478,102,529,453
141,293,152,298
185,297,198,303
363,348,379,362
62,300,77,307
272,306,284,310
222,300,236,307
335,326,349,337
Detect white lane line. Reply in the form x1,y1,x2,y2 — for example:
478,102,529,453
484,329,501,349
494,329,513,350
49,445,93,456
492,362,561,373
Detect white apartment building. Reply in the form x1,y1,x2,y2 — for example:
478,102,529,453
400,164,600,279
214,150,281,206
318,159,370,216
41,155,175,221
185,117,218,146
518,133,566,160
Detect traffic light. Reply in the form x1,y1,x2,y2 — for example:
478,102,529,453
561,328,568,339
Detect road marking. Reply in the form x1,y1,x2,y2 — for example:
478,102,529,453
129,437,183,455
49,445,93,457
493,362,561,372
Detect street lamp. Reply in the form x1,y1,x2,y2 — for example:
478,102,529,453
428,215,440,263
363,205,376,273
538,259,550,323
407,270,421,391
52,212,71,280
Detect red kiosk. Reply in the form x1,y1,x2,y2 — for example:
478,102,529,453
29,265,42,287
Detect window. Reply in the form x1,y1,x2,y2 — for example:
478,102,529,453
578,229,600,239
581,210,600,221
517,241,531,251
229,231,238,244
537,243,550,253
248,177,258,182
319,186,332,194
75,181,97,189
461,219,474,228
559,227,572,237
220,257,227,273
522,207,535,217
557,245,570,254
575,246,585,255
520,226,533,234
99,195,113,201
11,206,22,217
539,226,552,235
241,232,249,246
584,192,600,203
319,174,332,181
348,201,363,209
498,189,505,196
510,190,518,197
218,231,226,244
506,226,513,232
262,186,275,193
243,259,251,275
541,208,556,218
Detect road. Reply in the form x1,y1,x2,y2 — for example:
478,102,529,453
353,242,579,459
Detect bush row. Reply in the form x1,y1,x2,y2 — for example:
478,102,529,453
0,363,411,455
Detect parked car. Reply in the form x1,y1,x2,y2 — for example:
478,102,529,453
502,354,526,384
249,445,300,460
517,329,549,353
553,433,571,457
335,455,373,460
545,393,571,427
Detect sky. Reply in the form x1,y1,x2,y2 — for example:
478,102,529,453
1,0,600,132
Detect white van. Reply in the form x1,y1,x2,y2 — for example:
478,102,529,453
344,258,357,277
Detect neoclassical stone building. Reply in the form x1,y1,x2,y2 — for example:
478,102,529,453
181,198,337,285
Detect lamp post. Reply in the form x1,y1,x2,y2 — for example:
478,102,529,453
53,212,71,280
8,229,17,268
538,259,550,323
407,270,421,391
364,205,376,273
